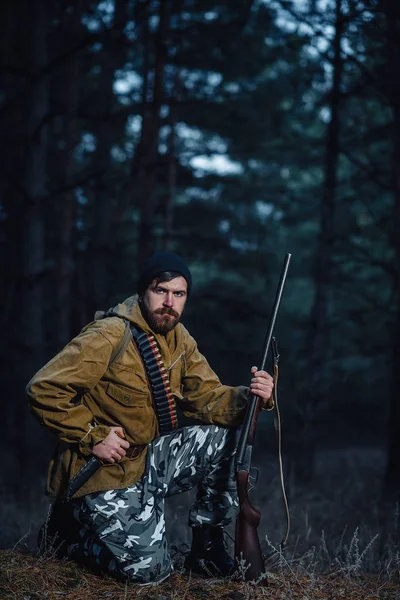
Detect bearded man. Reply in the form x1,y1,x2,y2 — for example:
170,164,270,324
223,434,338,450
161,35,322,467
27,251,274,585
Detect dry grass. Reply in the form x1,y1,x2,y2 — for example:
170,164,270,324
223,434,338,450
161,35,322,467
1,547,399,600
2,446,400,598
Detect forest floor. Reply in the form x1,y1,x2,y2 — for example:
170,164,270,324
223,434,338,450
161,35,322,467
1,547,399,600
2,445,400,598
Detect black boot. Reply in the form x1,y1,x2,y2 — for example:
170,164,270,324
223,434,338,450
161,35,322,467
184,526,235,578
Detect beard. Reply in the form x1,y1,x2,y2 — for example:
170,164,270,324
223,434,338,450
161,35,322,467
141,303,181,335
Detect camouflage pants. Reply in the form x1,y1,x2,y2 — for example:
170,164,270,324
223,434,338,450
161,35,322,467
67,424,239,584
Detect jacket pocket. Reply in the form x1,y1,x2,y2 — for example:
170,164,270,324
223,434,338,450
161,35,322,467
107,382,148,407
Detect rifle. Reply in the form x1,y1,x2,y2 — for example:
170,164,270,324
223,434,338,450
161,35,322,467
234,253,291,581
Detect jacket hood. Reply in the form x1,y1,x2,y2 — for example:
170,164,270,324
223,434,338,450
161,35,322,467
106,294,181,357
106,294,150,332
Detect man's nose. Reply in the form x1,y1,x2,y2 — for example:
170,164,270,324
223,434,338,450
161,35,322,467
163,292,174,307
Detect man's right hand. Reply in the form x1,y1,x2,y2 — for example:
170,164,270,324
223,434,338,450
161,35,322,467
92,426,130,463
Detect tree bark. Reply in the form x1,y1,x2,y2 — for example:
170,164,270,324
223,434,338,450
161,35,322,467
162,111,177,251
296,0,343,483
383,0,400,497
0,1,23,334
22,0,49,356
308,0,343,398
55,2,85,346
136,0,169,267
87,0,128,316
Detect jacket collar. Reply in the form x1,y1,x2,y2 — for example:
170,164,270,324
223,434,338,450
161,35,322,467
109,295,183,368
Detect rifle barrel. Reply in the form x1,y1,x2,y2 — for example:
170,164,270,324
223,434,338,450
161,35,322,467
235,253,291,467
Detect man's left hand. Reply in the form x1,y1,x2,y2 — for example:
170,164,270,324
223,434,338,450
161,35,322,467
249,366,274,408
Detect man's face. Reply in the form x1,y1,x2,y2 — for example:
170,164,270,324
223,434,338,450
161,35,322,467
141,276,188,335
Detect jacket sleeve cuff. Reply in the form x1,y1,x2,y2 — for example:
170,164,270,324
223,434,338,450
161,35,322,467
261,396,275,411
79,424,111,456
245,387,275,411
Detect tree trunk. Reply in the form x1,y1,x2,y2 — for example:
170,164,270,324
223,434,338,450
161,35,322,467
162,112,177,251
55,2,85,347
88,0,128,316
22,0,49,357
295,0,343,483
383,0,400,497
0,2,24,337
307,0,343,398
137,0,169,267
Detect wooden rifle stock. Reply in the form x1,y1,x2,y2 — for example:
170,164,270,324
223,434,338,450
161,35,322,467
235,470,264,581
234,253,291,582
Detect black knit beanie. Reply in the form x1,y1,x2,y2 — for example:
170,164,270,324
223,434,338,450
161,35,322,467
138,251,192,296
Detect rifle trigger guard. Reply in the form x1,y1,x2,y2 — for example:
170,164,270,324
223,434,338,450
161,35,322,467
249,467,259,488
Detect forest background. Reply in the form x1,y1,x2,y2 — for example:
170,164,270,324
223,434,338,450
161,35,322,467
1,0,400,577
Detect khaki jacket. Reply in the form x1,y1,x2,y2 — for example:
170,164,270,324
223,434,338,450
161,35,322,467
26,296,250,499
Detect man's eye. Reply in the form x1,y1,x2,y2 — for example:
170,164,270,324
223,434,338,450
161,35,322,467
175,292,185,297
155,288,165,294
